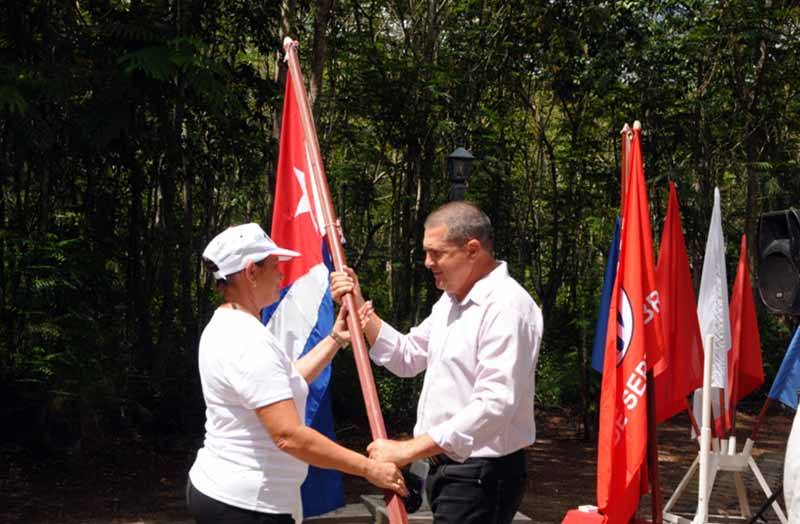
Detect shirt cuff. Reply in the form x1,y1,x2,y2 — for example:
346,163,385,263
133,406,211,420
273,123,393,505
369,321,402,365
426,421,474,463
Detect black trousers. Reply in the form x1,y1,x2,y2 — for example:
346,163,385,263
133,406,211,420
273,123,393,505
425,449,527,524
186,479,295,524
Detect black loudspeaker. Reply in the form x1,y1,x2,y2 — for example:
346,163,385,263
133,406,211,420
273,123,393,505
757,209,800,314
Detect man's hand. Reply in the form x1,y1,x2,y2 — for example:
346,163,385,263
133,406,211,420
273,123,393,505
330,266,365,307
367,438,412,467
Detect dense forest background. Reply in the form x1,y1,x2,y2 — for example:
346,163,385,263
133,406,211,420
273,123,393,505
2,0,800,455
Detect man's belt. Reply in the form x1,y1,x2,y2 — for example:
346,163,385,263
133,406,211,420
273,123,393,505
427,453,455,467
427,448,526,469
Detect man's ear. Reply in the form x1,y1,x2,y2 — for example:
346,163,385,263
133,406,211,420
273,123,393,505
466,239,481,258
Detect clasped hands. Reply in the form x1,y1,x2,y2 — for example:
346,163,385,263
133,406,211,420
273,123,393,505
328,266,373,346
367,438,416,498
367,438,414,468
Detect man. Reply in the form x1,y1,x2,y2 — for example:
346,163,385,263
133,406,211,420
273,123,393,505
330,202,543,524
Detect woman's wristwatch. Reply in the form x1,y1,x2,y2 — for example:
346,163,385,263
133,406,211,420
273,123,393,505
329,331,348,348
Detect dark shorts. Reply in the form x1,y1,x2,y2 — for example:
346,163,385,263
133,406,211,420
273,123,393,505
186,479,295,524
425,449,527,524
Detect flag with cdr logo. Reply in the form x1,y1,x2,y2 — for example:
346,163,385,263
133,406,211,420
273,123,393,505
597,127,664,524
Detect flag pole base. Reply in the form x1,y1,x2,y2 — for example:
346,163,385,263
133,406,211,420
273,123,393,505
662,438,787,524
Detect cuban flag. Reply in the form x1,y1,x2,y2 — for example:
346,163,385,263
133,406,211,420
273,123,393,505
261,67,344,517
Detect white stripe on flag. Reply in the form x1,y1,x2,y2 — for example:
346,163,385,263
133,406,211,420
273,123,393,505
304,142,327,237
266,263,330,361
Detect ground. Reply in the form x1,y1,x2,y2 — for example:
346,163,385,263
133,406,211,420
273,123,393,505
0,406,792,524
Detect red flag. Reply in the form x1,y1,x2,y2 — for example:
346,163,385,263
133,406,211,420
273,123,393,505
597,128,665,524
725,234,765,430
271,74,326,286
653,182,704,424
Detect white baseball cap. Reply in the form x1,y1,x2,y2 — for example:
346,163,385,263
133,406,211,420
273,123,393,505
202,223,300,280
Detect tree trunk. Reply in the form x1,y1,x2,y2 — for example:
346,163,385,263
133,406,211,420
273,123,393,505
309,0,333,114
180,157,194,360
274,0,295,141
126,138,153,373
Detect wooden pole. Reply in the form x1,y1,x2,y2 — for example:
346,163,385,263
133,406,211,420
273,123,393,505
646,371,664,524
686,397,702,438
749,398,772,442
716,388,727,441
283,37,408,524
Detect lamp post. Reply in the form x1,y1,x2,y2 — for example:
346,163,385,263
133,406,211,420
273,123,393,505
447,147,475,201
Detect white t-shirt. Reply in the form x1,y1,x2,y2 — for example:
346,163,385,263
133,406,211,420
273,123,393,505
189,307,309,519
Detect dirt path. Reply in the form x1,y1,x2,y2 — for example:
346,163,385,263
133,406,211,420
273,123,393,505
1,407,792,524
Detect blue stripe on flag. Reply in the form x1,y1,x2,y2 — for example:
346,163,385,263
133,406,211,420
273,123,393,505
591,216,621,373
768,325,800,410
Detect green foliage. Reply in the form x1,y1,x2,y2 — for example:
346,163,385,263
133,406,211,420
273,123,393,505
2,0,800,446
0,84,27,114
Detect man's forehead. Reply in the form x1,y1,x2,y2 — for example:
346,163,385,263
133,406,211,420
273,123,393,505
423,224,458,249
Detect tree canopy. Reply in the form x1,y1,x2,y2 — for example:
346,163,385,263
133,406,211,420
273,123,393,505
2,0,799,448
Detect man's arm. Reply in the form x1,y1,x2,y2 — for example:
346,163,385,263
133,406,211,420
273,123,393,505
367,435,445,468
330,267,432,377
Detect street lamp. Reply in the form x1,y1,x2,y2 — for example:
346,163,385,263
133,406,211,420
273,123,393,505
447,147,475,201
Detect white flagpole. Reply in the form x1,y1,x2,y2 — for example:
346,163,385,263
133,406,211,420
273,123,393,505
694,334,715,524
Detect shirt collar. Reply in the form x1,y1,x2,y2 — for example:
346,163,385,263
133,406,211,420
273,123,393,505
455,260,508,307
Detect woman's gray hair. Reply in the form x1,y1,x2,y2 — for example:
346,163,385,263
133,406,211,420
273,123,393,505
203,255,266,289
424,201,494,252
203,257,229,288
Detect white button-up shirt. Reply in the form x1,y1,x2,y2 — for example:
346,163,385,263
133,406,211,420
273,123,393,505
370,261,543,462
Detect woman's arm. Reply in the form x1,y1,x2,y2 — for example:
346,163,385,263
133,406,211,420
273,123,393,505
292,333,341,384
294,301,373,383
256,399,407,495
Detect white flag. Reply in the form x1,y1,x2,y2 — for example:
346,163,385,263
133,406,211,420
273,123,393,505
692,187,731,432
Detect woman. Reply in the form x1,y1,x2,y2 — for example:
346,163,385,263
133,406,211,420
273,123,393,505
187,223,406,524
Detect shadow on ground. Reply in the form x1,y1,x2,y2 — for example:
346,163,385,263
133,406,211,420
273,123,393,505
0,406,792,524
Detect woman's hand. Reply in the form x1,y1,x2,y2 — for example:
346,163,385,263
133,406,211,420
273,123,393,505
329,266,365,307
331,301,374,346
364,459,409,496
